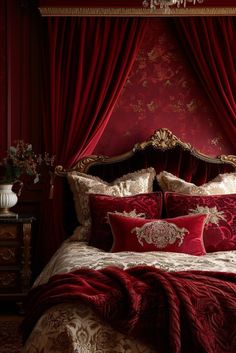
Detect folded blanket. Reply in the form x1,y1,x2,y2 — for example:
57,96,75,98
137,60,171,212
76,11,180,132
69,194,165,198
21,266,236,353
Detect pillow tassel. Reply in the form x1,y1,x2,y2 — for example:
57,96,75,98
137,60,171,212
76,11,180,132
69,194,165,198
49,172,55,199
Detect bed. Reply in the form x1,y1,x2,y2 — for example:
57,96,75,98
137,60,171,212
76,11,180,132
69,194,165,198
21,128,236,353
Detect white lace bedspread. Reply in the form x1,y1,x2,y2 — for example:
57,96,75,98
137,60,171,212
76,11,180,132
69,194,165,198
24,241,236,353
34,240,236,287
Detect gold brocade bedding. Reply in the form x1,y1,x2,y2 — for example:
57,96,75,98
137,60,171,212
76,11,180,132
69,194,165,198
23,302,157,353
23,241,236,353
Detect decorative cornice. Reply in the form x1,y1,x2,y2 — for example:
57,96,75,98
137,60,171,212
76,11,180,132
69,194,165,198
39,6,236,17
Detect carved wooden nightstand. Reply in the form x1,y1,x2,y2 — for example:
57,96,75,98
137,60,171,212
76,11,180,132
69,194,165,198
0,216,35,308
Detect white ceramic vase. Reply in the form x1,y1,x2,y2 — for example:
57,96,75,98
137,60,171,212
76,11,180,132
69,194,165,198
0,184,18,217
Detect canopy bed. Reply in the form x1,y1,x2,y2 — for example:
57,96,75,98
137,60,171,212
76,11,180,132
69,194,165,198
21,128,236,353
35,0,236,275
24,3,236,353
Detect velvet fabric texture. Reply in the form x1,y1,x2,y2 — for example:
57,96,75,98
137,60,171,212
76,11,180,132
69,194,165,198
43,17,148,164
108,213,206,255
89,192,163,251
87,147,234,186
39,17,148,266
21,266,236,353
165,192,236,252
175,17,236,149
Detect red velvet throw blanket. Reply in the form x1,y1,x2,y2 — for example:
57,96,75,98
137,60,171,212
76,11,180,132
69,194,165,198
21,266,236,353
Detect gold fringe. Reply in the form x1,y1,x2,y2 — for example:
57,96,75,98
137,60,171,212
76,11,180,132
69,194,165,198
39,6,236,17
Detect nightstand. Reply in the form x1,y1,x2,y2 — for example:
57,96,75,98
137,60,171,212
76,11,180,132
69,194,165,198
0,216,35,309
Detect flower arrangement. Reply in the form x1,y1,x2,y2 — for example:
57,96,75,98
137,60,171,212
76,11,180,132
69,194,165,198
0,140,55,184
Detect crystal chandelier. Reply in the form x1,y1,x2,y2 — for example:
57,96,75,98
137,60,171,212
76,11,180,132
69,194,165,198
143,0,204,11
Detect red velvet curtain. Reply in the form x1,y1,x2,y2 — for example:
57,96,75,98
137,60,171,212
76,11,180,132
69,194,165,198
43,16,147,165
38,17,147,270
175,17,236,150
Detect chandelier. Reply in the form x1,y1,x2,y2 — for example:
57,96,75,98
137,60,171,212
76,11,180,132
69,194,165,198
143,0,204,11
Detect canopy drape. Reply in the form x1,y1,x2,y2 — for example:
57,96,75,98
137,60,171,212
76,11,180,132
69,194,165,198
175,17,236,150
44,17,147,165
37,17,147,270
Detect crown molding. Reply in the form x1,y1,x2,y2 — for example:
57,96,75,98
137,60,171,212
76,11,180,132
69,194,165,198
38,6,236,16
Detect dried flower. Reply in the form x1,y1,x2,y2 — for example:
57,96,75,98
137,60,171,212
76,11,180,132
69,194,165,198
0,140,55,184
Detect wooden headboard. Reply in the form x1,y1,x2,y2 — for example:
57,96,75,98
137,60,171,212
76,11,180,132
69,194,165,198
55,128,236,235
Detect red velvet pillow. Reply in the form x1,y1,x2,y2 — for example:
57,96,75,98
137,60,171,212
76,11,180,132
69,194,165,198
165,192,236,252
108,213,207,255
89,192,163,251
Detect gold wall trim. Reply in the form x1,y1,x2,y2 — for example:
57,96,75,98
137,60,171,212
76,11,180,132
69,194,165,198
39,6,236,17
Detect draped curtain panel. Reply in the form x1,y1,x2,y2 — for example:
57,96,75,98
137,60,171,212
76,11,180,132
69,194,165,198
44,16,147,166
175,17,236,150
38,17,148,269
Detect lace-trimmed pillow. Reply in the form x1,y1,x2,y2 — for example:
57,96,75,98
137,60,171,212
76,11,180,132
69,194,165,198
67,167,156,241
108,212,207,255
157,171,236,195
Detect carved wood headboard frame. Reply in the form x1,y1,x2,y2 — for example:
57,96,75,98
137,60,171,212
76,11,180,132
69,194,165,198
54,128,236,237
55,128,236,177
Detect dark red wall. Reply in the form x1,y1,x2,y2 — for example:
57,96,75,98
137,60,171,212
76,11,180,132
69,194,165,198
0,0,43,158
0,0,7,153
1,4,234,161
95,18,234,157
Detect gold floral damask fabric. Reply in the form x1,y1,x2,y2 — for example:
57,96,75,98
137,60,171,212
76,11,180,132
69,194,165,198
157,171,236,195
67,168,156,241
23,242,236,353
23,302,157,353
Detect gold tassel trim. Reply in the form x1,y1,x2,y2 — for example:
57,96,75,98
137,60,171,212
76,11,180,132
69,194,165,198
49,172,55,199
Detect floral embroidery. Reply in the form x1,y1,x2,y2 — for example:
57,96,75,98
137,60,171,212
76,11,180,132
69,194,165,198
105,209,146,224
113,209,146,219
131,221,188,248
189,205,226,225
34,242,236,289
67,168,156,242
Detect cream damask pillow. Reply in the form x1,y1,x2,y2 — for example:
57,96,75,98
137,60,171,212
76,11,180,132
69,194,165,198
156,171,236,195
67,168,156,241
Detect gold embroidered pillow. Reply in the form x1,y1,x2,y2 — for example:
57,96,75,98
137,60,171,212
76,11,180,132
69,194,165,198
165,191,236,252
156,171,236,195
108,212,207,255
89,192,163,251
67,168,156,241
